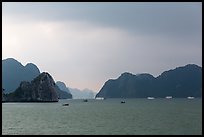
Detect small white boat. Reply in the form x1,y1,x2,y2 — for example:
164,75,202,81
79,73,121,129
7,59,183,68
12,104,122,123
166,96,172,99
187,96,194,99
147,97,155,100
95,97,105,100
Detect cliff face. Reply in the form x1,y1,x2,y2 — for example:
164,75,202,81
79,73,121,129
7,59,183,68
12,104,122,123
96,64,202,98
4,72,59,102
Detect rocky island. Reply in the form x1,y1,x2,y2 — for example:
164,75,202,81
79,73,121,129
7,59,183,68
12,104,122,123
3,72,59,102
96,64,202,98
2,58,72,100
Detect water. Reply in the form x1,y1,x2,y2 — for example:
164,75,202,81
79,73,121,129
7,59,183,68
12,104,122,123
2,98,202,135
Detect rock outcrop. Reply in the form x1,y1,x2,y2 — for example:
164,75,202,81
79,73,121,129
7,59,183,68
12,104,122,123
4,72,59,102
96,64,202,98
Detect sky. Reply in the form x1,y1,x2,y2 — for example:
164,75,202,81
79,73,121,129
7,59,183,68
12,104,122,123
2,2,202,92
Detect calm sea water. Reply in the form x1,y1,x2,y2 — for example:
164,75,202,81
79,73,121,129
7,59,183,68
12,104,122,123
2,98,202,135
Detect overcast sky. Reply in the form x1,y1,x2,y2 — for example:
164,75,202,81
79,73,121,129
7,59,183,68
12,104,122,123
2,2,202,92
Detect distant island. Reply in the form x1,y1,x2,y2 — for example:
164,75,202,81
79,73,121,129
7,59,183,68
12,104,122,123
68,87,96,99
56,81,72,99
96,64,202,98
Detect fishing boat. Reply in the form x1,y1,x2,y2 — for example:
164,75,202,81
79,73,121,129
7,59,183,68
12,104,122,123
121,101,125,103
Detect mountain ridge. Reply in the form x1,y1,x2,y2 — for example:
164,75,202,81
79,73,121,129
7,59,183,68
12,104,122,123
2,58,40,93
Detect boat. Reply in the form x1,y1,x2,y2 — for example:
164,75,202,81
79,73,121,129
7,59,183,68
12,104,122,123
83,99,88,102
165,96,172,99
121,101,125,103
147,97,155,100
187,96,194,99
95,97,105,100
62,103,69,106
